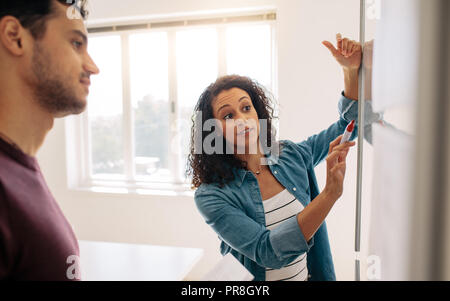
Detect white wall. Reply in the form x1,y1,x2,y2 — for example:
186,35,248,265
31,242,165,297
277,0,374,281
37,0,372,280
87,0,277,25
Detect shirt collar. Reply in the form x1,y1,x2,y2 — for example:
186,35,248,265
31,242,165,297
234,168,248,188
233,146,281,188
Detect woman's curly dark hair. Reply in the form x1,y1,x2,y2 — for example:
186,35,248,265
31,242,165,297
187,75,277,188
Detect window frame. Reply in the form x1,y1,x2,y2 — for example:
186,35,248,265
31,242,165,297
67,12,278,195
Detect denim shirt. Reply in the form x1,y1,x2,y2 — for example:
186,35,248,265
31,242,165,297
194,93,377,281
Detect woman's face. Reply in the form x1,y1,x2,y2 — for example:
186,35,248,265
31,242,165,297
212,87,260,153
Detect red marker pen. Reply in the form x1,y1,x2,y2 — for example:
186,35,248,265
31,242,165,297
340,120,355,145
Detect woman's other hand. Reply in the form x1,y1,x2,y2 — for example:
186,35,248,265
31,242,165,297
322,34,361,100
322,33,362,71
323,135,356,200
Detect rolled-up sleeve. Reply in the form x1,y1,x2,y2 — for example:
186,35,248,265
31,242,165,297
338,92,359,123
269,215,313,261
339,92,383,145
298,92,383,166
195,187,313,269
299,93,358,166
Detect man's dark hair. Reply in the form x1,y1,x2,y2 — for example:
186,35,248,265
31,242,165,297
0,0,88,39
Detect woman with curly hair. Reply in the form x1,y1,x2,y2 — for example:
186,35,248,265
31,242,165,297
187,35,364,281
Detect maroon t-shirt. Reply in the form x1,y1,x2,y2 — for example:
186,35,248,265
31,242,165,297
0,137,79,280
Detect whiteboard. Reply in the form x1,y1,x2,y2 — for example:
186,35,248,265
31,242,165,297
369,124,414,280
371,0,420,112
367,0,420,280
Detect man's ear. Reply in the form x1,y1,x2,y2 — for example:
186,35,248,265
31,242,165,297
0,16,28,56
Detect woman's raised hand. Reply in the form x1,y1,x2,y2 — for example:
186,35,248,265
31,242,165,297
323,135,356,200
322,33,362,71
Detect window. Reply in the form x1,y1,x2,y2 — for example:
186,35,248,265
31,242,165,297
129,32,170,182
87,36,124,177
76,13,277,193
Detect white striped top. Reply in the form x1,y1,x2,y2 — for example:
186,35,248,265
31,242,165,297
263,189,308,281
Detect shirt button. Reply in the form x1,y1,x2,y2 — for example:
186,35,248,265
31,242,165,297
274,171,278,175
308,274,312,279
293,187,297,191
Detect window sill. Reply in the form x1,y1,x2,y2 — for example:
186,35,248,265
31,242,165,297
70,182,195,198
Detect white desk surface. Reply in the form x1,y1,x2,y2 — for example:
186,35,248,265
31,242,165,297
79,240,203,281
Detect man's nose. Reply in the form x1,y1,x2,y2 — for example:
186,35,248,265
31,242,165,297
84,53,100,75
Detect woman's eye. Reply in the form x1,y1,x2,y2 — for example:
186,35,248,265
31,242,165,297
244,105,251,111
224,114,232,120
